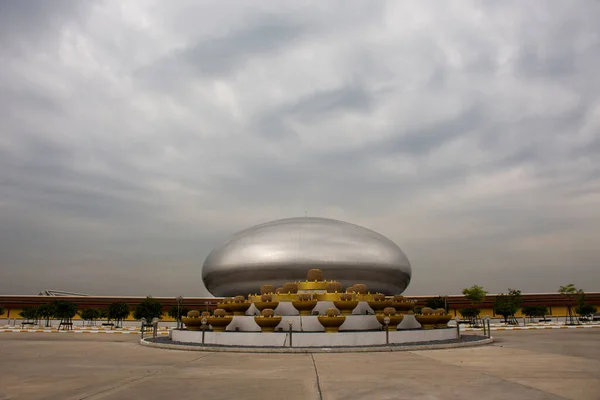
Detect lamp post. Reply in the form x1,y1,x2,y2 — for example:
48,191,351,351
455,316,461,342
384,316,390,345
201,317,207,345
140,317,147,339
176,296,183,329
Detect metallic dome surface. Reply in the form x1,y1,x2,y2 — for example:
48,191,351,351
202,217,412,297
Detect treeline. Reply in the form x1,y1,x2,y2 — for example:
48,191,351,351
16,300,131,327
6,296,192,327
455,284,598,325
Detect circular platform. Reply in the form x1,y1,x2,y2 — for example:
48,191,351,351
141,333,492,353
173,327,456,347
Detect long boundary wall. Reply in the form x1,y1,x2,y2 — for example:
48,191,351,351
1,292,599,321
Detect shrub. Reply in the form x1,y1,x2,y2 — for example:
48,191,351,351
307,269,323,281
213,309,226,317
282,282,298,294
353,284,368,294
522,305,549,319
326,282,342,293
382,307,396,316
108,302,130,327
260,285,274,295
260,294,272,302
325,308,339,317
261,309,275,318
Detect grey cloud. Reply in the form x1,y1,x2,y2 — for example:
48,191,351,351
1,2,600,296
288,85,375,121
136,15,312,89
182,18,308,76
253,83,377,141
0,0,93,49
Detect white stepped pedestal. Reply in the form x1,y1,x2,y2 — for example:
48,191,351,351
274,302,299,316
245,303,259,316
278,316,324,332
339,315,381,331
313,301,335,315
224,314,389,332
226,316,261,332
352,301,375,315
172,327,457,347
398,314,422,329
222,300,419,331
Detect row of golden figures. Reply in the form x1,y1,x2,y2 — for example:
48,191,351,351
182,269,452,333
182,304,452,333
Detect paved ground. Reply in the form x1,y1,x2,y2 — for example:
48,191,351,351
0,330,599,400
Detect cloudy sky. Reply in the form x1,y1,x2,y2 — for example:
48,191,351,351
1,1,599,298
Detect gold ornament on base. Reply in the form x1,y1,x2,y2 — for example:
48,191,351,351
282,282,299,294
221,295,251,316
435,308,452,328
391,295,415,313
307,268,324,281
292,294,317,316
317,308,346,332
415,307,438,329
254,293,280,312
326,281,342,293
181,309,205,331
376,307,403,330
207,308,233,332
333,293,359,315
254,308,282,332
352,284,368,294
368,293,392,313
260,285,275,295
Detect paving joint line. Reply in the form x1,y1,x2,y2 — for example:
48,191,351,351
310,353,324,400
78,346,214,399
409,346,572,400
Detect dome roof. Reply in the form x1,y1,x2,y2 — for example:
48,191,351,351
202,217,411,296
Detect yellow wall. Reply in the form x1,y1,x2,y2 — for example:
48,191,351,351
1,309,177,322
455,305,576,319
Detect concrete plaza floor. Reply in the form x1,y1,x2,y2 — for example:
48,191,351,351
0,330,599,400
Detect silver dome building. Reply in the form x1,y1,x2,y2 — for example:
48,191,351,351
201,217,412,297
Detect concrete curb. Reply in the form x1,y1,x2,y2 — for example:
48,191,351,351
1,329,169,335
139,337,494,353
463,325,600,331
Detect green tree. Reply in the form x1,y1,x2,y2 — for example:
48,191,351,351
51,300,78,329
79,308,101,327
462,285,487,326
576,304,597,319
425,296,447,311
575,290,598,321
522,305,549,322
133,297,163,321
458,307,480,321
558,284,578,324
493,289,522,324
99,308,109,321
462,285,488,303
37,303,56,327
19,307,39,323
168,305,190,328
108,302,130,328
